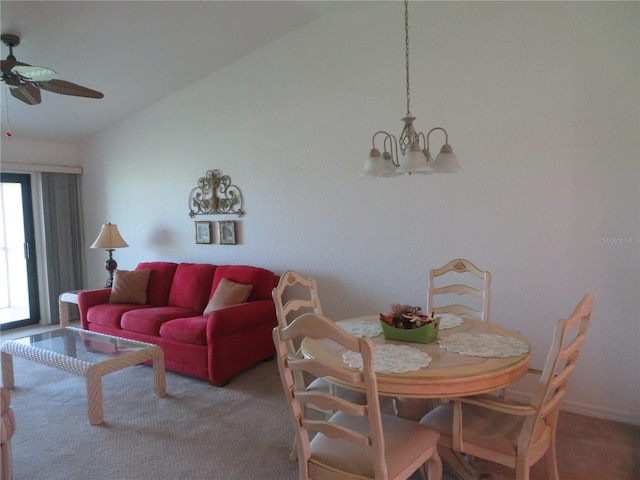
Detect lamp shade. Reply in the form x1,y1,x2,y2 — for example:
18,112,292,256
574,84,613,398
431,144,462,173
396,145,433,175
90,223,129,249
363,149,397,177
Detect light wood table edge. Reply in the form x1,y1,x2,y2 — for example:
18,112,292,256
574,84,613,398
302,317,531,399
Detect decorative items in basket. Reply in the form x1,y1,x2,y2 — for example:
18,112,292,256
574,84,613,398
379,304,441,344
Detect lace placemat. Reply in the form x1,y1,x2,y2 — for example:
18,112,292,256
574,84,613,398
343,344,432,373
438,314,464,329
336,319,382,338
438,333,529,357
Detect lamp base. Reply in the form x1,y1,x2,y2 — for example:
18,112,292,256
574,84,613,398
104,250,117,288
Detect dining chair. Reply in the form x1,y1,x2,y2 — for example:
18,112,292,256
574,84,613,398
272,270,366,460
395,259,493,421
419,294,593,480
273,312,443,480
427,258,492,322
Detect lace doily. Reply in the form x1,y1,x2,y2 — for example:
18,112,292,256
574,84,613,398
336,319,382,338
438,333,529,358
438,314,464,329
343,344,432,373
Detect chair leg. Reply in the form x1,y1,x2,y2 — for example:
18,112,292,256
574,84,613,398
439,447,482,480
419,448,443,480
545,444,560,480
1,438,12,480
289,437,298,462
515,459,530,480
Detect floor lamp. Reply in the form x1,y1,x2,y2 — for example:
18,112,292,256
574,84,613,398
90,223,129,287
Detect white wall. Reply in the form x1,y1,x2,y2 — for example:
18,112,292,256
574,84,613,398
11,2,634,423
2,138,79,167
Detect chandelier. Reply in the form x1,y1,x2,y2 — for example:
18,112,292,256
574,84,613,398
364,0,461,177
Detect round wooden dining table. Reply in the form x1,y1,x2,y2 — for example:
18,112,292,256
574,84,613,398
301,315,531,399
300,315,531,480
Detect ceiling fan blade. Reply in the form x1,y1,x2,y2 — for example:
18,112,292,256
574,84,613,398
1,58,29,72
12,65,57,82
9,84,42,105
38,79,103,99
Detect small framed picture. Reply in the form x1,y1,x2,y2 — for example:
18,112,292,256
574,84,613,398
195,221,212,244
218,220,237,245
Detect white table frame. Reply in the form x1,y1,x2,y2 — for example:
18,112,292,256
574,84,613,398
59,290,83,328
1,327,166,425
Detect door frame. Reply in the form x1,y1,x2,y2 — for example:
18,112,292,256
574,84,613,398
0,172,40,330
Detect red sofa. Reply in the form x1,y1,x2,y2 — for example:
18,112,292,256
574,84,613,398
78,262,279,386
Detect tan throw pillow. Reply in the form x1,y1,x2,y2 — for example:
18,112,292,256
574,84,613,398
203,278,252,315
109,269,152,304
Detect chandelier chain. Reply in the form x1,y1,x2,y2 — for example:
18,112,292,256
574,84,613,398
405,0,411,117
364,0,461,176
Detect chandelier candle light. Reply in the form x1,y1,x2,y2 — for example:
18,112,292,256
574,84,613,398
364,0,461,177
90,223,129,287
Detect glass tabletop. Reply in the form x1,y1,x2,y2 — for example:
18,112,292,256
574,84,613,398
9,327,152,364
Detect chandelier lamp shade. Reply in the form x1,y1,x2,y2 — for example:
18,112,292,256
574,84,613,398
90,223,129,287
364,0,462,177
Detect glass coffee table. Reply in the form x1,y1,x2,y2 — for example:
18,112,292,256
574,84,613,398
1,327,166,425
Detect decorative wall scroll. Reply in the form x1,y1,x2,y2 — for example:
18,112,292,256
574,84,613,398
188,169,244,218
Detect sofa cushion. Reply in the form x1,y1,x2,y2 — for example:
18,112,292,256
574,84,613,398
203,278,252,315
159,316,207,345
109,269,151,304
211,265,277,301
136,262,179,306
168,263,217,311
87,304,152,329
121,306,200,336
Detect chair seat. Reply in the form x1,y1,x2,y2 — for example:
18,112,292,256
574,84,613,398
421,400,546,457
311,411,440,479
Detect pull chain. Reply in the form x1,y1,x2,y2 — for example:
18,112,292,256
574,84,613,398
3,85,13,138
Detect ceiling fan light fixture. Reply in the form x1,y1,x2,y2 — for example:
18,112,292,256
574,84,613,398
12,65,57,82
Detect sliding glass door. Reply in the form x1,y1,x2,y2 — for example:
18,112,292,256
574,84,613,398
0,173,40,330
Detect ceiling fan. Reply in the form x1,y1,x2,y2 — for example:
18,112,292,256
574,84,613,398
1,33,104,105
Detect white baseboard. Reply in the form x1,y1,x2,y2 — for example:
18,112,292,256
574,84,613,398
506,389,640,426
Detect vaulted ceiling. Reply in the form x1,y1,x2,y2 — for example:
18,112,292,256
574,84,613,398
1,1,363,144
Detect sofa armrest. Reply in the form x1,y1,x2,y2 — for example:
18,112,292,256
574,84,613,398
206,300,277,337
77,288,112,329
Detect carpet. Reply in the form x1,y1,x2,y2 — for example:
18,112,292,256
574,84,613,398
5,356,457,480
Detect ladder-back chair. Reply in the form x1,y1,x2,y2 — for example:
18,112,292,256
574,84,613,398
273,313,442,480
420,295,593,480
428,258,492,322
272,270,366,459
